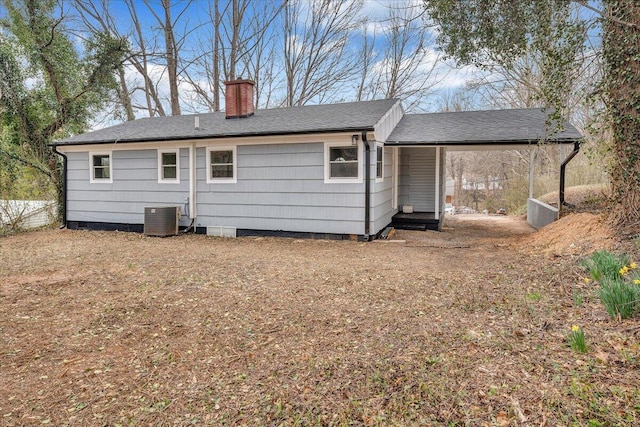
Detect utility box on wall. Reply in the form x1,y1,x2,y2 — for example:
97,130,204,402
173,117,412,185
144,206,179,237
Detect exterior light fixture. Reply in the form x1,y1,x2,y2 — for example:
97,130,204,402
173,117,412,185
351,134,358,145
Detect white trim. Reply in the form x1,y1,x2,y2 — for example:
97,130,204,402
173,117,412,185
392,147,398,210
431,143,542,151
158,148,180,184
324,141,363,184
89,151,113,184
55,132,361,153
206,146,237,184
189,143,197,218
372,99,404,142
375,143,384,183
56,138,563,154
435,147,440,219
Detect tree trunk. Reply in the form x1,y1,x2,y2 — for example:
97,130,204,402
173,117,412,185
603,1,640,232
229,0,239,81
162,0,181,115
117,64,135,121
213,0,220,111
127,0,166,117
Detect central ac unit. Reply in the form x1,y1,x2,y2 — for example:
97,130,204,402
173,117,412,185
144,206,179,237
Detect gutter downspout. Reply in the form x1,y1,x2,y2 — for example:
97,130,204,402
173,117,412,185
51,145,67,228
362,131,371,241
190,142,197,220
559,141,581,215
184,142,197,233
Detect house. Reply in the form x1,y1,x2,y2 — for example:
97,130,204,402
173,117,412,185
51,79,582,240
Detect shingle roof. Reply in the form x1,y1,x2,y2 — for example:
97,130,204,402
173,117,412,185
386,108,582,146
54,98,401,145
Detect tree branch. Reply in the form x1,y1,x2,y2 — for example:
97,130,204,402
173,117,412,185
0,149,53,179
574,0,640,30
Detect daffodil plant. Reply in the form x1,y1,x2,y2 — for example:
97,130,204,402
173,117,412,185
582,251,640,320
568,325,588,354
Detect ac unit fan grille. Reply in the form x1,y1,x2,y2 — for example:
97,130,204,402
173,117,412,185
144,206,179,237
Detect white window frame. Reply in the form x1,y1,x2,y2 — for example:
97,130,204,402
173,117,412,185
375,143,384,183
158,148,180,184
89,151,113,184
206,146,237,184
324,141,363,184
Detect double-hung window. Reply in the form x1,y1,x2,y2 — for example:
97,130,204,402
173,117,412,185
90,152,112,183
325,142,362,183
207,147,237,183
158,149,180,183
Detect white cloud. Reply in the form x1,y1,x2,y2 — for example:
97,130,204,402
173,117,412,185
434,63,487,90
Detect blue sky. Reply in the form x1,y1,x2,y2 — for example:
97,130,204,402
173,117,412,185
1,0,603,126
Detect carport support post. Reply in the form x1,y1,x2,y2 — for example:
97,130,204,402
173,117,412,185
528,147,536,199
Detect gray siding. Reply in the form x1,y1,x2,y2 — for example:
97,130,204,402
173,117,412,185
66,149,190,225
398,147,436,212
398,149,409,208
371,146,396,234
196,143,366,235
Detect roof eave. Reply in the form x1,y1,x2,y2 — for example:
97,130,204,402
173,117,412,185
50,126,377,147
384,136,583,146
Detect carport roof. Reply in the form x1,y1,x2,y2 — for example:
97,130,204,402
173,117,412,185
386,108,582,146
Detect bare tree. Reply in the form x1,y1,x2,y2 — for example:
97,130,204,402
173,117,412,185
448,152,465,207
222,0,245,81
241,3,283,108
162,0,181,115
357,3,443,111
181,0,282,112
142,0,194,116
124,0,167,117
283,0,363,107
354,19,376,102
213,0,221,110
179,0,220,112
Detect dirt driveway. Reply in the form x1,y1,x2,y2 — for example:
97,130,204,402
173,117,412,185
1,215,638,426
392,214,535,246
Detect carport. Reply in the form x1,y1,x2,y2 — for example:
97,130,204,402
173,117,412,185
384,108,583,231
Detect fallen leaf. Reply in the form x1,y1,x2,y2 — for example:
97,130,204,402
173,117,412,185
594,350,609,364
496,410,509,426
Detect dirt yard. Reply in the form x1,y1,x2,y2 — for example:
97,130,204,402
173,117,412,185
1,214,639,426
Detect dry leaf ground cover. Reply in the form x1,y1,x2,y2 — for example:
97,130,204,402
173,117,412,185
1,214,639,426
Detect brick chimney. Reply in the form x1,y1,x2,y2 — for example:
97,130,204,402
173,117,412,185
225,79,255,119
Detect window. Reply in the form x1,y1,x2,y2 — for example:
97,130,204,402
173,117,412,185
376,144,384,181
158,149,180,183
207,147,237,183
90,152,112,183
325,142,362,183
